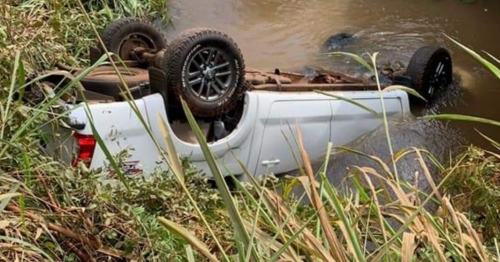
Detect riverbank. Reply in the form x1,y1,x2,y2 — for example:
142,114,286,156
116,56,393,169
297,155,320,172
0,2,198,261
1,1,499,261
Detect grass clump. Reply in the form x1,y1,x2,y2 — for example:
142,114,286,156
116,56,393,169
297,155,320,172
0,154,230,261
159,99,499,261
0,1,202,261
442,145,500,244
0,0,169,85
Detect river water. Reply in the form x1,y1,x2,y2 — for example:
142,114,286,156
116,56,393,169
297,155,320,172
164,0,500,150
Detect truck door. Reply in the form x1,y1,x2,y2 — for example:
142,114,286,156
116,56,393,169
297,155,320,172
143,93,259,178
329,91,407,146
252,93,332,177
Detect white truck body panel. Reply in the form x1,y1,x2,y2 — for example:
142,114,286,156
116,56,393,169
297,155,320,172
64,89,410,178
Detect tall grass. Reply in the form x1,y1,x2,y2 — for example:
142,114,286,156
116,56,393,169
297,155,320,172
154,102,497,261
424,35,500,246
0,1,200,261
0,0,169,85
1,1,500,261
153,48,498,261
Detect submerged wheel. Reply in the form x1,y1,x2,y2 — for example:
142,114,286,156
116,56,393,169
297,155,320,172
405,46,452,102
99,17,167,61
162,28,247,117
321,32,354,52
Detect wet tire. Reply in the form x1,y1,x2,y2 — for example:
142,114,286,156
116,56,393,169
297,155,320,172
77,66,149,98
99,17,167,61
162,28,247,118
322,32,354,52
405,46,452,102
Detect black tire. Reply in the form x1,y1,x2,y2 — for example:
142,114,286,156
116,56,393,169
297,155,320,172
162,28,247,118
99,17,167,61
322,32,354,52
77,66,149,98
405,46,452,102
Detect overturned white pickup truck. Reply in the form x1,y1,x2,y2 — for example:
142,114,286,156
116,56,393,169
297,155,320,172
40,18,453,180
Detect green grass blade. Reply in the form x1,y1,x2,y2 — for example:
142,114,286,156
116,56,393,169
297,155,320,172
322,185,365,262
422,212,462,261
222,156,277,232
0,193,22,202
157,114,185,186
476,129,500,151
226,152,309,262
495,238,499,262
445,34,500,79
383,85,427,103
157,217,219,262
85,109,130,190
0,55,108,160
244,189,264,262
335,146,393,177
369,52,400,186
180,98,259,261
267,211,319,262
1,51,21,140
0,183,20,213
15,51,26,105
483,50,500,65
228,145,325,261
317,147,366,262
185,244,196,262
368,154,468,261
0,236,55,262
323,51,374,72
424,114,500,127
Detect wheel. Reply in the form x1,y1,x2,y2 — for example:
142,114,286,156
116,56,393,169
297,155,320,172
322,32,354,52
405,46,452,102
99,17,167,61
76,66,149,98
162,28,247,118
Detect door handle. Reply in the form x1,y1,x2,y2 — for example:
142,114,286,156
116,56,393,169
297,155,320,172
262,159,280,167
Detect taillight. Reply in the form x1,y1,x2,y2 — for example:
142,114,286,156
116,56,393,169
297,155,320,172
72,133,96,167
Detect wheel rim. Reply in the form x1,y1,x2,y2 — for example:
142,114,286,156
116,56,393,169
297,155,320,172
184,47,235,102
427,56,451,98
119,33,156,60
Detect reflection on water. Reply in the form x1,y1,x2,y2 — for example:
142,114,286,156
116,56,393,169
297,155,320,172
165,0,500,149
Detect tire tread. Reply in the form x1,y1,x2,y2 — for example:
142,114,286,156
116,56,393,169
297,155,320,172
405,46,452,100
99,17,167,55
162,28,247,117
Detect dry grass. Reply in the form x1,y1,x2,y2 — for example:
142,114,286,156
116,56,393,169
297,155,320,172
0,0,169,85
1,1,500,261
152,42,500,261
441,146,500,243
0,158,231,261
154,99,500,261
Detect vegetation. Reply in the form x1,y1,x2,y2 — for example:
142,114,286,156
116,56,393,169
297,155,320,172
1,0,500,261
0,0,170,85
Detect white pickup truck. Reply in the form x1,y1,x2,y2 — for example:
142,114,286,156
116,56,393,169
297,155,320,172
40,18,453,180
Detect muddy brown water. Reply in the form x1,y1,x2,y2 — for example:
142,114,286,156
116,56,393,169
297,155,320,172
164,0,500,151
